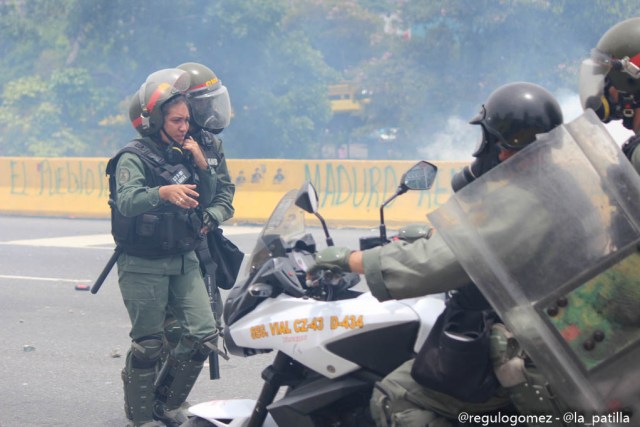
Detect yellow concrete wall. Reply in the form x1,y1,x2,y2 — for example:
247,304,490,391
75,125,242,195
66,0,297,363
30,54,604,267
0,157,466,227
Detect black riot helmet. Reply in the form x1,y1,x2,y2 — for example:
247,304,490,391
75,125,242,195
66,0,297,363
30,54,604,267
579,18,640,127
470,82,563,151
451,82,563,192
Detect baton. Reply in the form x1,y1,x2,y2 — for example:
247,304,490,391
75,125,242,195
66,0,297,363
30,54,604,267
91,246,123,294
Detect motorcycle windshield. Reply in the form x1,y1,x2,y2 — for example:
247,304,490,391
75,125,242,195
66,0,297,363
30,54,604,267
223,190,306,327
429,110,640,412
245,189,306,276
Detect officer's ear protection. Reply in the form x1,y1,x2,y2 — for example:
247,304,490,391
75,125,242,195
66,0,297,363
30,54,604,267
140,108,151,130
597,78,640,129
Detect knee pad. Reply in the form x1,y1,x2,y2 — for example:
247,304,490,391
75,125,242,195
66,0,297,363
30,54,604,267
130,336,164,369
182,330,224,362
187,331,220,362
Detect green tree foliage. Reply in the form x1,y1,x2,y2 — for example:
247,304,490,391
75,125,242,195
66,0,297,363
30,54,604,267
351,0,640,156
198,0,338,158
0,67,121,156
0,0,639,158
285,0,382,72
1,0,338,158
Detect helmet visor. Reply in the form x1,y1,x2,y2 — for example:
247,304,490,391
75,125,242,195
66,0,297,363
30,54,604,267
138,68,190,116
484,125,533,151
189,85,231,130
471,107,525,151
146,68,191,93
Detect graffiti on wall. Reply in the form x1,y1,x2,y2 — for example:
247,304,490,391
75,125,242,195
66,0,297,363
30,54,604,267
302,162,454,211
3,158,108,198
1,157,465,223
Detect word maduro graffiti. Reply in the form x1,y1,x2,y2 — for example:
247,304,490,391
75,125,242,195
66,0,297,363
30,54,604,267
303,162,451,210
250,315,364,339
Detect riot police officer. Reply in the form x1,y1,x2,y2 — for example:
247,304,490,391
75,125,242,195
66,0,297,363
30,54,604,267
160,63,236,363
579,17,640,172
156,64,237,412
311,82,565,426
108,69,221,427
178,62,235,323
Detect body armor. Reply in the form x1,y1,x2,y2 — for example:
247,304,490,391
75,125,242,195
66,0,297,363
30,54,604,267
192,129,223,170
106,137,202,259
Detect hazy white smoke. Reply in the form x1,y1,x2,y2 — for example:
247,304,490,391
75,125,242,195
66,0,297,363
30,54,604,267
418,116,479,161
420,89,633,161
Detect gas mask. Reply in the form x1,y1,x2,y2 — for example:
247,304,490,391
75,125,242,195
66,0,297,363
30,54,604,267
451,130,501,193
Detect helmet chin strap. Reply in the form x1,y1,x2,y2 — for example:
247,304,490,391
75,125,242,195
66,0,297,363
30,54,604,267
160,127,187,164
161,126,182,147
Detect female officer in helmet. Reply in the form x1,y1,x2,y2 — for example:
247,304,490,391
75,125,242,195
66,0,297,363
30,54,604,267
109,68,224,427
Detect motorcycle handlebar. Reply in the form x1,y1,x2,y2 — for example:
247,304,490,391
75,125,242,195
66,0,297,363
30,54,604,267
359,235,388,250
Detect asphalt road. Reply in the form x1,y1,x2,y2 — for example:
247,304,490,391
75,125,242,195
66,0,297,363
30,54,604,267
0,215,371,427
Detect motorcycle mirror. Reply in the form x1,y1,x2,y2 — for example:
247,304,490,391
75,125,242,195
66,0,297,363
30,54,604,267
378,161,438,243
401,161,438,191
295,181,334,247
294,182,319,214
249,283,273,298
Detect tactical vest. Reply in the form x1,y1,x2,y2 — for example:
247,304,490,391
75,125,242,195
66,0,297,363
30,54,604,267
194,129,224,170
106,137,203,259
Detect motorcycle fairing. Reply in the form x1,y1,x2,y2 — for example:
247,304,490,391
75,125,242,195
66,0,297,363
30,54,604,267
325,322,419,376
429,110,640,412
228,292,444,379
326,295,446,376
187,399,278,427
268,376,372,426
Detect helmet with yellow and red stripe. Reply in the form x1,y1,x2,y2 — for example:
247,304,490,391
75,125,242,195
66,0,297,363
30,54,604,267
129,68,191,136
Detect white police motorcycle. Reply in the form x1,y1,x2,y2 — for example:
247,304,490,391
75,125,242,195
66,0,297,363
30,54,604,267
185,111,640,427
182,161,445,427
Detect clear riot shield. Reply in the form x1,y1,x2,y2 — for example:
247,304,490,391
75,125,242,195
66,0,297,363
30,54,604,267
429,109,640,415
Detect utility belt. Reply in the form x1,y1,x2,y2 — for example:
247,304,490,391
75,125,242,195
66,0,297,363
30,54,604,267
112,207,202,259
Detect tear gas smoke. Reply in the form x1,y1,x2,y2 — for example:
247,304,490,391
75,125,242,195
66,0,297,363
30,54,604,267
419,89,633,162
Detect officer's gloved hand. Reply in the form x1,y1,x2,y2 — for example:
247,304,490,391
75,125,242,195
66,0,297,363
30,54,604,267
622,134,640,161
397,223,433,243
201,212,219,234
308,246,353,277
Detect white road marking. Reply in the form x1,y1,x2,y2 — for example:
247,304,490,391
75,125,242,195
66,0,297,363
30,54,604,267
0,226,262,249
3,234,114,248
0,275,91,283
220,226,263,235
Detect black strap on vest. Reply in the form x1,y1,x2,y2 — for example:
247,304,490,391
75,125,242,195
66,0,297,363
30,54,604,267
107,138,193,186
106,138,200,259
